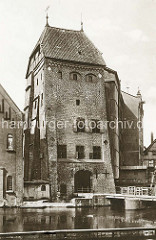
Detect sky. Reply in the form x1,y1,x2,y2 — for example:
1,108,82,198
0,0,156,146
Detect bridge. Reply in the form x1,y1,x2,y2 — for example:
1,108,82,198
0,227,156,239
75,186,156,209
104,193,156,210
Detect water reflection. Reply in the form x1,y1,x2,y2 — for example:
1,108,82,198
0,207,156,233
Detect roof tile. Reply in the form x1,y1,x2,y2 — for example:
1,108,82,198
36,26,106,66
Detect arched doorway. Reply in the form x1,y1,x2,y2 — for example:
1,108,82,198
74,170,92,193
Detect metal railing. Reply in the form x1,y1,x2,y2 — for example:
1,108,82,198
76,188,93,193
116,186,154,196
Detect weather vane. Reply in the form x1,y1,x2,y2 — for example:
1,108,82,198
45,6,50,26
81,13,83,31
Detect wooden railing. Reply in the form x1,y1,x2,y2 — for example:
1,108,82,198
0,227,156,239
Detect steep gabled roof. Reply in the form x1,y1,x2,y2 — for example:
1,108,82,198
122,91,141,117
0,84,22,113
30,26,106,66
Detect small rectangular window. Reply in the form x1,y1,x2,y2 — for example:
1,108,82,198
76,99,80,106
93,146,101,159
41,185,46,191
57,145,67,158
7,134,14,150
91,119,100,133
58,71,62,79
0,99,4,113
76,146,84,159
9,107,11,119
76,118,85,132
149,160,154,167
40,93,43,106
11,118,15,128
7,176,12,191
73,73,77,80
88,75,93,82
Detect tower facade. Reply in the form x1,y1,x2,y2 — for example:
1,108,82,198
24,24,116,201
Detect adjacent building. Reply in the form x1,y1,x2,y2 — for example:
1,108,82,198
0,84,23,206
117,90,145,187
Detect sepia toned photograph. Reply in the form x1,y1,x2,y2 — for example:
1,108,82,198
0,0,156,239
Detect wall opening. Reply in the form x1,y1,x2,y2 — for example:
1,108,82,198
74,170,92,193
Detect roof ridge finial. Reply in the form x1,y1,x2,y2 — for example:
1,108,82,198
45,6,50,27
81,13,84,31
137,87,142,97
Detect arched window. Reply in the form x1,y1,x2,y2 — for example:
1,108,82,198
7,134,14,150
73,73,77,80
7,176,12,191
85,74,96,82
70,72,81,81
41,185,46,191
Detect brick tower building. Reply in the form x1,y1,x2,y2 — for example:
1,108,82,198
24,20,117,201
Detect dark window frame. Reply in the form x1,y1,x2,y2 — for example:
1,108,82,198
58,71,62,79
41,185,46,191
7,176,13,191
7,134,14,150
76,99,80,106
91,119,100,133
85,74,96,82
57,145,67,158
76,117,85,132
76,145,85,159
93,146,101,159
70,72,81,81
73,73,78,80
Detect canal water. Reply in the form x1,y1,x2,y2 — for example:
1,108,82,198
1,206,156,233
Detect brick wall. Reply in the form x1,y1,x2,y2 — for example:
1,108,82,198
43,59,115,199
0,85,23,206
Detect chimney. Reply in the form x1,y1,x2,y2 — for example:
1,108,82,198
151,132,154,144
